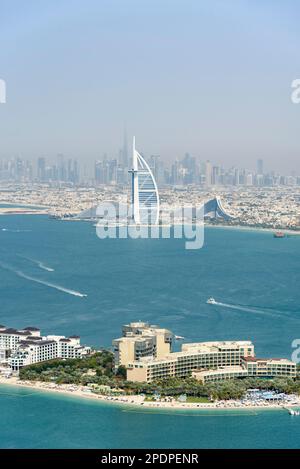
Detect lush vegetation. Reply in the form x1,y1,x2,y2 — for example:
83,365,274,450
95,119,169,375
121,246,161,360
19,352,300,401
19,351,115,385
123,376,300,401
186,396,210,403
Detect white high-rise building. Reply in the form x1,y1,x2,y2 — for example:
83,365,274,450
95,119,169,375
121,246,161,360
129,137,160,225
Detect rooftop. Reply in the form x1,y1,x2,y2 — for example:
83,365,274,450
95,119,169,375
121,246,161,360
242,356,295,364
0,328,31,336
20,339,57,346
193,366,248,376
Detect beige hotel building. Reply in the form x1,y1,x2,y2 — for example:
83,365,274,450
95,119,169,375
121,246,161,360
113,322,296,383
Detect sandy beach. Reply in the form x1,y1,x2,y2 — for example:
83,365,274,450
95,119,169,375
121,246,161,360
1,376,299,411
0,207,48,215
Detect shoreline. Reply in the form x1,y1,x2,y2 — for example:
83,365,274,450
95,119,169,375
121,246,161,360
1,377,299,412
1,207,299,235
205,224,300,235
0,207,48,215
0,202,49,214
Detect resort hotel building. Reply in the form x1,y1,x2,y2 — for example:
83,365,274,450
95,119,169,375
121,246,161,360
112,321,173,369
113,322,297,383
0,325,91,371
192,357,297,383
129,137,160,225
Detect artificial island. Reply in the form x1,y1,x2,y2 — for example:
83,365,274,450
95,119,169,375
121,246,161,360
0,321,299,411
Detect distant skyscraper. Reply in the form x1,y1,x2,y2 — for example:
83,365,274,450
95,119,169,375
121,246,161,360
171,161,179,185
108,159,117,183
37,157,46,181
149,155,161,184
182,153,196,184
67,158,79,183
116,164,125,184
255,173,264,187
257,159,264,175
57,153,66,181
246,173,253,186
234,168,240,186
94,160,103,184
212,165,220,185
205,160,212,186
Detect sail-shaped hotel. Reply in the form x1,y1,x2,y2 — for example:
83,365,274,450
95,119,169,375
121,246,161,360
129,137,160,225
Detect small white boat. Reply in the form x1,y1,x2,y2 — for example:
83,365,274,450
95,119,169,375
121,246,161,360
288,409,300,416
175,335,184,340
207,297,217,305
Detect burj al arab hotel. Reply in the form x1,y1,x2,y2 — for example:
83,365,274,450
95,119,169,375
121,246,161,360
129,137,160,225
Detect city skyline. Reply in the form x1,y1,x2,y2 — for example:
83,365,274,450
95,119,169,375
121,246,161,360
1,1,300,171
1,147,300,188
0,129,298,184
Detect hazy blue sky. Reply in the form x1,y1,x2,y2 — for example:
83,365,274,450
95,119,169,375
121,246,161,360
0,0,300,172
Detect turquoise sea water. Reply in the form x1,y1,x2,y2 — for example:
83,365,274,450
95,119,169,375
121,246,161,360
1,383,300,449
0,215,300,448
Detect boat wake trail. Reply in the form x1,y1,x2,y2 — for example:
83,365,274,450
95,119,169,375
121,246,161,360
211,301,280,318
1,228,32,233
18,255,54,272
0,262,87,298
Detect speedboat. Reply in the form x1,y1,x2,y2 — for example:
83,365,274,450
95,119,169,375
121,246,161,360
207,297,217,305
175,335,184,340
